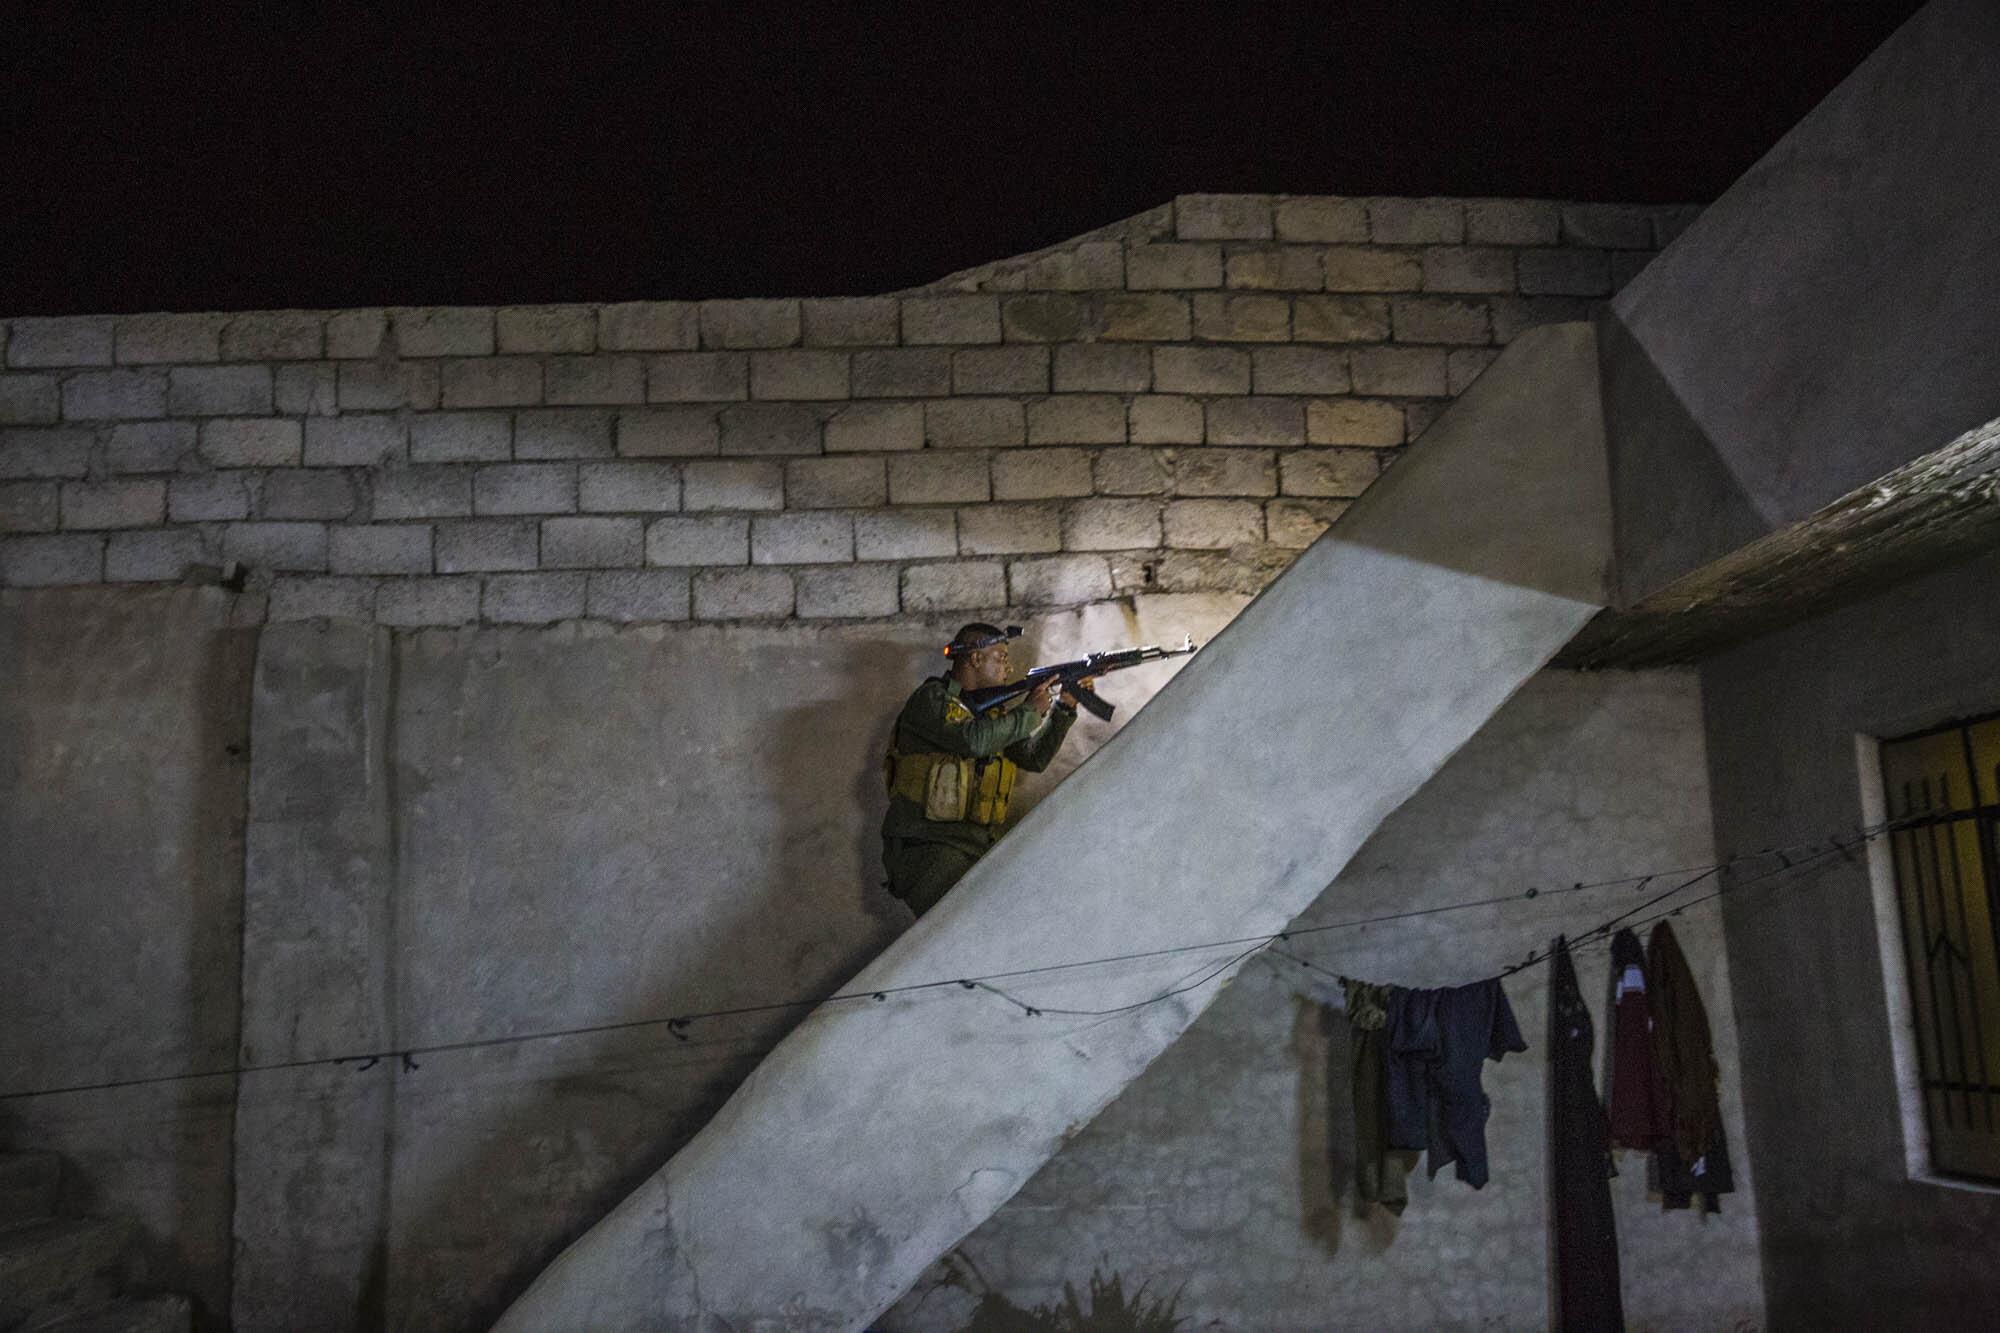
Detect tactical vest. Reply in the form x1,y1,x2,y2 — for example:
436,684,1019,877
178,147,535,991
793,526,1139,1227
883,749,1017,826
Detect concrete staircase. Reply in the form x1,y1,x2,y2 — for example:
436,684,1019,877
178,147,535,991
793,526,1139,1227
0,1152,191,1333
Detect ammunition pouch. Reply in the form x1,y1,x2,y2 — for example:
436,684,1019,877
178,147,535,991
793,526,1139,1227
884,749,1016,825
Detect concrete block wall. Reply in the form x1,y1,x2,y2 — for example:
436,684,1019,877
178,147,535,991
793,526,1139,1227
0,195,1694,622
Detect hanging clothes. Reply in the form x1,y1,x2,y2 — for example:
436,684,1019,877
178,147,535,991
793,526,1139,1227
1604,928,1671,1150
1549,935,1624,1332
1343,979,1419,1215
1385,977,1527,1188
1644,920,1734,1213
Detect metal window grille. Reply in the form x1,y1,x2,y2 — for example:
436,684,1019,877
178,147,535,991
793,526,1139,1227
1881,715,2000,1183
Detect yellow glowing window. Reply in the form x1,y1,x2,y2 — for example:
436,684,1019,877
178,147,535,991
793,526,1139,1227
1881,715,2000,1184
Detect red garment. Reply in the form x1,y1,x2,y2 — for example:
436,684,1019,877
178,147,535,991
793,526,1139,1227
1606,927,1671,1151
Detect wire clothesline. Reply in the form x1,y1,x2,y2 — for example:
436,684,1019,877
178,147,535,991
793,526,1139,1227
0,817,1901,1104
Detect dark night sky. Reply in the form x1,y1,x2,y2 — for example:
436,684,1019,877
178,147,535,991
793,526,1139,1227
0,1,1924,316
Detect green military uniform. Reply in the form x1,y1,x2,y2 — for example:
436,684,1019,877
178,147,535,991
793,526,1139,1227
881,674,1076,915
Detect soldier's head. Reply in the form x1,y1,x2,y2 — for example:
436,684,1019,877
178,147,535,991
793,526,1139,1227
945,622,1018,689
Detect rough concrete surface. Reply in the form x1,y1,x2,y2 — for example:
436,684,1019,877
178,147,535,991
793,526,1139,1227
495,324,1616,1328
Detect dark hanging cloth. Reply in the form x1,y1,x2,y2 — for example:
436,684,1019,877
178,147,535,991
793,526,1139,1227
1549,935,1624,1332
1604,928,1672,1150
1385,977,1527,1187
1645,920,1734,1213
1343,980,1419,1215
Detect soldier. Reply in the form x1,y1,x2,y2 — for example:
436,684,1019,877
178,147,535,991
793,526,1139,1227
880,622,1081,916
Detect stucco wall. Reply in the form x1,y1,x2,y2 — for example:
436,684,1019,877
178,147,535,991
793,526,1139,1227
885,668,1764,1330
1700,547,2000,1328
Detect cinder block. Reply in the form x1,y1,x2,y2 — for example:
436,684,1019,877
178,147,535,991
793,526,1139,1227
336,361,440,411
325,309,389,358
1448,347,1502,394
957,502,1061,555
58,479,163,529
63,370,168,420
224,521,328,571
1407,400,1449,439
599,301,699,351
1175,194,1273,241
1391,296,1492,344
888,452,989,505
223,311,323,360
1307,398,1404,447
786,456,885,508
275,363,338,415
823,401,923,453
540,515,643,567
8,316,113,368
1251,346,1351,395
1001,294,1098,343
617,406,720,457
852,348,952,398
1349,346,1449,397
544,356,646,405
1291,294,1390,342
681,459,782,511
1018,241,1125,290
1007,554,1111,605
167,366,272,416
436,519,539,572
1164,498,1264,549
646,515,748,565
1281,448,1382,497
926,399,1024,450
497,305,595,354
330,524,433,575
201,418,301,467
751,512,853,564
104,420,195,472
1053,343,1149,393
1,533,104,584
795,564,899,618
692,567,794,619
1206,397,1304,446
260,470,357,520
483,571,586,623
391,307,495,357
473,463,576,515
1559,203,1654,250
1126,244,1223,290
1093,446,1171,496
1128,396,1203,445
902,296,1001,345
719,403,820,456
952,346,1049,395
1028,395,1125,445
1274,197,1368,243
1151,547,1295,595
411,412,512,463
2,426,94,478
372,467,472,519
750,350,849,401
305,415,406,466
1223,246,1325,291
1611,251,1654,292
580,460,679,512
1099,294,1190,341
0,482,57,532
699,299,801,350
801,297,900,347
515,409,614,460
1516,248,1611,297
1265,497,1350,548
855,509,955,560
1192,293,1290,342
1174,448,1275,497
1421,247,1515,294
1369,198,1464,245
992,447,1092,500
1465,199,1558,246
587,569,691,621
376,576,481,626
0,373,59,425
441,358,542,408
647,352,749,402
1490,296,1594,343
1062,497,1160,551
1154,346,1249,395
901,561,1005,612
169,472,251,521
1322,247,1421,293
268,575,375,619
115,312,227,364
1652,204,1703,248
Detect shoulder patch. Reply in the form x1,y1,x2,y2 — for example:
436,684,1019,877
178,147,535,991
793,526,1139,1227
944,697,973,723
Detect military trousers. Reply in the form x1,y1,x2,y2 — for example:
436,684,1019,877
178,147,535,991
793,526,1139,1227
882,837,981,917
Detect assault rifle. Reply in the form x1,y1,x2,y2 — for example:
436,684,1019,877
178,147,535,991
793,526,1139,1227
960,636,1198,722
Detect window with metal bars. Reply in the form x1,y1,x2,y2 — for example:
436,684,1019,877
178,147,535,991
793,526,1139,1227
1880,714,2000,1184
